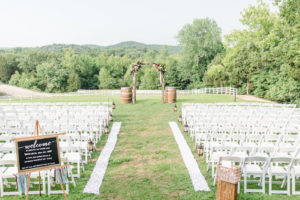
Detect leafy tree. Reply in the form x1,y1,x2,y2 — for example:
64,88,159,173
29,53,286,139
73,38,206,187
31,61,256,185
67,72,81,92
0,55,18,83
139,68,161,89
98,67,117,89
157,46,169,63
223,0,277,94
177,18,223,88
36,62,69,93
165,56,181,88
17,50,49,73
144,50,157,62
203,64,228,87
9,71,40,91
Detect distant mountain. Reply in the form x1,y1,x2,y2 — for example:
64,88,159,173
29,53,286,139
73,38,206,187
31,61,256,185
107,41,181,54
39,43,103,52
0,41,182,58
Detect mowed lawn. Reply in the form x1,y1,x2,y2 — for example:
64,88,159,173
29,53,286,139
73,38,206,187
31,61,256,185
0,94,298,200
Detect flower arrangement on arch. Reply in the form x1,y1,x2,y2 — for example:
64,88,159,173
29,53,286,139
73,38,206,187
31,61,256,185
130,63,141,75
152,63,166,73
130,62,166,75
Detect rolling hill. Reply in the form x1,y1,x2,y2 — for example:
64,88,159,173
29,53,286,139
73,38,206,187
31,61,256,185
0,41,182,58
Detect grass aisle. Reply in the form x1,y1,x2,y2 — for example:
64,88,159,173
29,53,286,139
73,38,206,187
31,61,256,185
99,95,238,200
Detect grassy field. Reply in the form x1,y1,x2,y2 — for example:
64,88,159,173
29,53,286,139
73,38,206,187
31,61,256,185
0,94,298,200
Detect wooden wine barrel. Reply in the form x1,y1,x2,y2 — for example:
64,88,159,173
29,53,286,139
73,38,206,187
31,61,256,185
120,87,132,104
166,87,176,103
164,90,168,103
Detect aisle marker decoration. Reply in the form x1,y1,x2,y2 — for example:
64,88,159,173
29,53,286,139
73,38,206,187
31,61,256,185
83,122,122,194
169,121,210,192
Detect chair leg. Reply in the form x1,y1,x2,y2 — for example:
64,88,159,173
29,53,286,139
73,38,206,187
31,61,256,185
0,177,3,197
207,162,210,172
292,173,295,195
79,161,81,177
42,174,46,194
269,174,272,195
70,171,76,187
262,174,265,194
48,172,51,195
287,174,290,196
212,162,215,178
281,177,287,188
244,172,247,193
81,160,85,171
85,149,88,164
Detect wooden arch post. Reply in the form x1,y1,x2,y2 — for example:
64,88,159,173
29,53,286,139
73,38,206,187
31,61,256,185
160,71,166,103
132,71,136,104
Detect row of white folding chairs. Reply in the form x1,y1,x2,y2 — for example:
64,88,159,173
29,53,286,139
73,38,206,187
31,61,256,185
182,103,297,108
0,116,107,128
183,106,295,122
0,135,88,184
181,102,297,109
196,132,299,160
183,114,296,132
186,114,299,138
182,107,296,122
0,156,78,196
187,120,291,132
0,102,113,107
0,109,110,126
208,146,300,181
0,103,112,116
215,151,300,195
197,132,298,148
0,133,94,163
181,103,296,121
0,122,105,143
0,110,108,134
189,126,299,143
0,126,103,150
0,107,110,118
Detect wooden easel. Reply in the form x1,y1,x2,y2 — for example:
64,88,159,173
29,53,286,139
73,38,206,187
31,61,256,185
13,120,68,200
25,120,68,200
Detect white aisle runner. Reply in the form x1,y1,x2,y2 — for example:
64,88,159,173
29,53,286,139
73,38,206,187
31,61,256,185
83,122,121,194
169,122,210,192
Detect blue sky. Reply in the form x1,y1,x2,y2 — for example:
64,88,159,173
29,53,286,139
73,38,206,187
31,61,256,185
0,0,276,47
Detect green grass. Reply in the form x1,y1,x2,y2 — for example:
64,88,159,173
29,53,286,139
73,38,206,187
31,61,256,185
0,94,298,199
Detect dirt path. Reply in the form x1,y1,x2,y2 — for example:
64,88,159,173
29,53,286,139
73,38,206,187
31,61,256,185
237,95,275,103
0,83,51,98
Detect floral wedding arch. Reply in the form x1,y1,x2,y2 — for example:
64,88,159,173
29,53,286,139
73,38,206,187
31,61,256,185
129,62,166,104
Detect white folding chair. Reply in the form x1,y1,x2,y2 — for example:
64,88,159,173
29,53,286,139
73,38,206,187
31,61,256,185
292,158,300,195
214,156,243,193
243,156,268,194
0,159,20,196
209,146,232,178
268,157,292,196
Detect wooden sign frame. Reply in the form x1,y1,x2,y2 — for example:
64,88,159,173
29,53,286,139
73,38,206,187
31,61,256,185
14,134,63,173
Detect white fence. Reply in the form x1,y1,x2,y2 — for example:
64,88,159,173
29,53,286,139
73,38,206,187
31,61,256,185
0,87,238,101
76,87,238,96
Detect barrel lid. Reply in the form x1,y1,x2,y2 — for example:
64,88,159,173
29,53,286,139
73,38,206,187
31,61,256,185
121,87,131,89
166,87,176,89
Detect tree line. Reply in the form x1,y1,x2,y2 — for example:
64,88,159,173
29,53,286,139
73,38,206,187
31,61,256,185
0,0,299,105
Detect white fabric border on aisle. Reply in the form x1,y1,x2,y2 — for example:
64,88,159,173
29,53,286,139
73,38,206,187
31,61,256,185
83,122,121,194
169,121,210,192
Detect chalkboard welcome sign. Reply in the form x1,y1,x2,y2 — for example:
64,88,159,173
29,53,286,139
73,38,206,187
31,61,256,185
15,135,61,173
